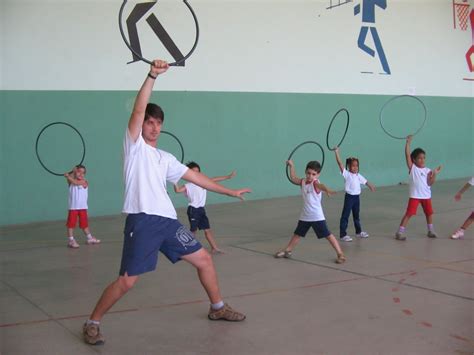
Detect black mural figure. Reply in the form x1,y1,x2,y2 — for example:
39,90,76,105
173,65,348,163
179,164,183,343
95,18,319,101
126,2,185,66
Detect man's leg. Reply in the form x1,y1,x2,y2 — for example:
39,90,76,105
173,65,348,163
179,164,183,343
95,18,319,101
181,248,221,303
181,248,245,321
83,273,139,345
89,273,139,321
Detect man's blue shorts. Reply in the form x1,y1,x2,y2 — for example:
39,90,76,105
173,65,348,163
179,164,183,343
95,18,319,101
119,213,202,276
294,220,331,239
187,206,210,231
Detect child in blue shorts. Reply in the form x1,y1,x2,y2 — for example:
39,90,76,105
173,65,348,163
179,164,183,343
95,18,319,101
274,160,346,264
174,161,236,254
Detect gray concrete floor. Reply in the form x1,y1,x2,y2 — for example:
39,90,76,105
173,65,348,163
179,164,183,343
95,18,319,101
1,178,473,355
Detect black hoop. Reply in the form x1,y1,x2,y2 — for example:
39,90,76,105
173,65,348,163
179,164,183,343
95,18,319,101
118,0,200,66
379,95,427,140
161,130,184,163
35,122,86,176
326,108,350,151
286,141,325,185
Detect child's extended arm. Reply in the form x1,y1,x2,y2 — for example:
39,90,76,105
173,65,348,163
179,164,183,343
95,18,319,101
173,184,186,193
427,165,442,186
314,182,336,197
455,182,471,201
334,147,344,173
181,169,251,200
287,160,303,185
366,181,376,192
211,170,236,182
405,135,413,171
64,170,88,187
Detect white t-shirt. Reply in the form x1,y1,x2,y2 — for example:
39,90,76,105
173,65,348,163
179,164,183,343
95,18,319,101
409,165,432,199
342,168,367,195
184,183,207,208
122,129,188,219
469,177,474,186
299,180,325,222
68,184,88,210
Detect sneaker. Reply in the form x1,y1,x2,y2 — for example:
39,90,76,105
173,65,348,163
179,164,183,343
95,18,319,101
395,232,406,241
86,236,101,245
274,250,292,258
451,229,464,240
208,303,246,321
341,235,353,242
427,231,437,238
83,323,105,345
68,239,80,248
356,232,369,238
335,253,346,264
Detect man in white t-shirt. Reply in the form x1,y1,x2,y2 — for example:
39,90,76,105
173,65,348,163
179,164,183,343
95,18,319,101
395,135,442,240
82,60,251,346
451,177,474,239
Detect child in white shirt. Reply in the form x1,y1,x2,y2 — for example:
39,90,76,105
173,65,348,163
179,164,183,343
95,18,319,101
174,162,236,254
395,135,442,240
334,147,376,242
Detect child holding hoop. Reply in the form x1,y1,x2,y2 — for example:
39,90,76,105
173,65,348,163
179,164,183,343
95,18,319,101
64,165,100,248
395,135,442,240
174,162,236,254
274,160,346,264
334,147,376,242
451,177,474,240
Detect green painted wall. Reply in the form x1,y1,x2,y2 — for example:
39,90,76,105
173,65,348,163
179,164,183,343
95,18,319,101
0,91,472,226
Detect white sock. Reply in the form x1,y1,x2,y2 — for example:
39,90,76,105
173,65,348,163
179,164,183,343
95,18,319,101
211,301,225,310
68,236,75,241
86,234,93,239
86,319,100,326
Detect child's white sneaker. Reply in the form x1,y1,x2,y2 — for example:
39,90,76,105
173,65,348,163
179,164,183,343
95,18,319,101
68,239,80,248
450,229,464,240
356,232,369,238
86,236,101,245
341,235,353,242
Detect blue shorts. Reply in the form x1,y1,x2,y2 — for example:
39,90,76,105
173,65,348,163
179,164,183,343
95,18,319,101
119,213,202,276
187,206,210,231
294,220,331,239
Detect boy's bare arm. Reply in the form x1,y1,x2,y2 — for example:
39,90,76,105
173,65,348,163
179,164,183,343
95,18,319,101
314,182,336,196
182,169,250,200
173,184,186,193
405,135,413,171
64,172,87,187
128,60,169,142
428,165,442,186
286,160,302,185
211,170,236,182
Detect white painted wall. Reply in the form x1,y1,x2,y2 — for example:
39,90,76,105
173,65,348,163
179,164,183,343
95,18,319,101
1,0,473,96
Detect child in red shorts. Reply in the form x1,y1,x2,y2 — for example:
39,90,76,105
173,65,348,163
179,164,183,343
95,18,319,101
395,136,442,240
64,165,100,248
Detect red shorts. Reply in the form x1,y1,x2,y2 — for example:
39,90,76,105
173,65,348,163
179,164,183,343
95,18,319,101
66,209,89,229
405,198,433,217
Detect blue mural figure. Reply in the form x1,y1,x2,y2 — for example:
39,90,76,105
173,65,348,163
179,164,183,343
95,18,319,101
354,0,391,74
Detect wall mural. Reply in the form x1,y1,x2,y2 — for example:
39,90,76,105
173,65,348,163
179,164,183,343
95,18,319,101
452,0,473,80
326,0,391,76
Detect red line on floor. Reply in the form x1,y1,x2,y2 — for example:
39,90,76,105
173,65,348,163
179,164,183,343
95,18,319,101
402,309,413,316
393,297,400,303
450,334,470,342
418,321,432,328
